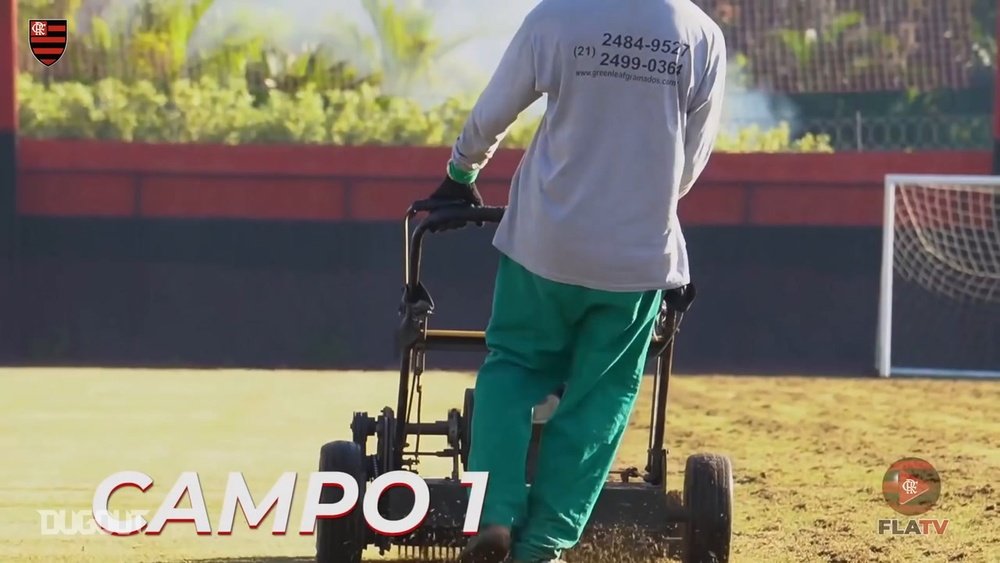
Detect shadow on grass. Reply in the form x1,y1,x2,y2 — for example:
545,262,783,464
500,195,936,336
182,559,314,563
185,559,444,563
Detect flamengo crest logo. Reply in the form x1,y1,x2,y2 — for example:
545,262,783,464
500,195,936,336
28,19,68,67
85,471,488,536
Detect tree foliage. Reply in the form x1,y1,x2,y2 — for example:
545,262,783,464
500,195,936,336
17,75,832,151
15,0,832,152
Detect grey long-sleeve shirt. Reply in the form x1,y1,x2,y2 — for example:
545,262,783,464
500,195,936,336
450,0,727,292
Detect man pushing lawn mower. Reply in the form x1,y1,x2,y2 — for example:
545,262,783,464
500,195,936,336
422,1,727,562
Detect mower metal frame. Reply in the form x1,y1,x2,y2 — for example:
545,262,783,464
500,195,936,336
350,202,695,556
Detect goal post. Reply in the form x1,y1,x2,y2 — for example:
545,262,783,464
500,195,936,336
877,174,1000,378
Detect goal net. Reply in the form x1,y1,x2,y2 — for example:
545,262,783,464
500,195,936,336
877,175,1000,378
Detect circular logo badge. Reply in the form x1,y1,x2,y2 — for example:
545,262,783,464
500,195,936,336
882,457,941,515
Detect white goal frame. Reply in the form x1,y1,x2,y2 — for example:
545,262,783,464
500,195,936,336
877,174,1000,379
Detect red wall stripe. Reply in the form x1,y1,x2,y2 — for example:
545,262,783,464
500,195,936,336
140,177,347,220
346,180,421,221
346,180,512,221
748,185,883,227
14,140,995,226
679,184,748,225
20,140,990,181
17,172,135,217
17,140,452,178
0,1,16,132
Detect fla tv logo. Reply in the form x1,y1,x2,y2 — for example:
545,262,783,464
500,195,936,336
28,19,68,67
878,457,949,536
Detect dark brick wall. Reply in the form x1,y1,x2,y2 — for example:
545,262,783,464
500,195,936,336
8,218,881,375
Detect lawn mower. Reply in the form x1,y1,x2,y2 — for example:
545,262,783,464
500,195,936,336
316,201,734,563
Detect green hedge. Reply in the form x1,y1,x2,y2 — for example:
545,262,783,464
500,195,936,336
17,75,833,152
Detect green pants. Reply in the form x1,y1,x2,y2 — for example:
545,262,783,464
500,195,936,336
469,255,662,560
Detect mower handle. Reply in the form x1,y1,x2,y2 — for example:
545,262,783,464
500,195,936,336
395,201,505,370
408,200,506,227
403,203,506,290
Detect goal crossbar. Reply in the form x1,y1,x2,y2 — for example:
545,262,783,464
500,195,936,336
885,174,1000,187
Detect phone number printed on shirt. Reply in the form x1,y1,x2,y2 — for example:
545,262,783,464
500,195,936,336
602,34,690,56
600,53,683,76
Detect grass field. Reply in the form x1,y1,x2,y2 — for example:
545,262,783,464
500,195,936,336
0,368,997,563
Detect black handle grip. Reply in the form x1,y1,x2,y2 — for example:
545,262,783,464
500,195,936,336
412,203,505,232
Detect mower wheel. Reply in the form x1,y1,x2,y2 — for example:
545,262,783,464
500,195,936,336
682,453,733,563
461,388,474,469
316,441,368,563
